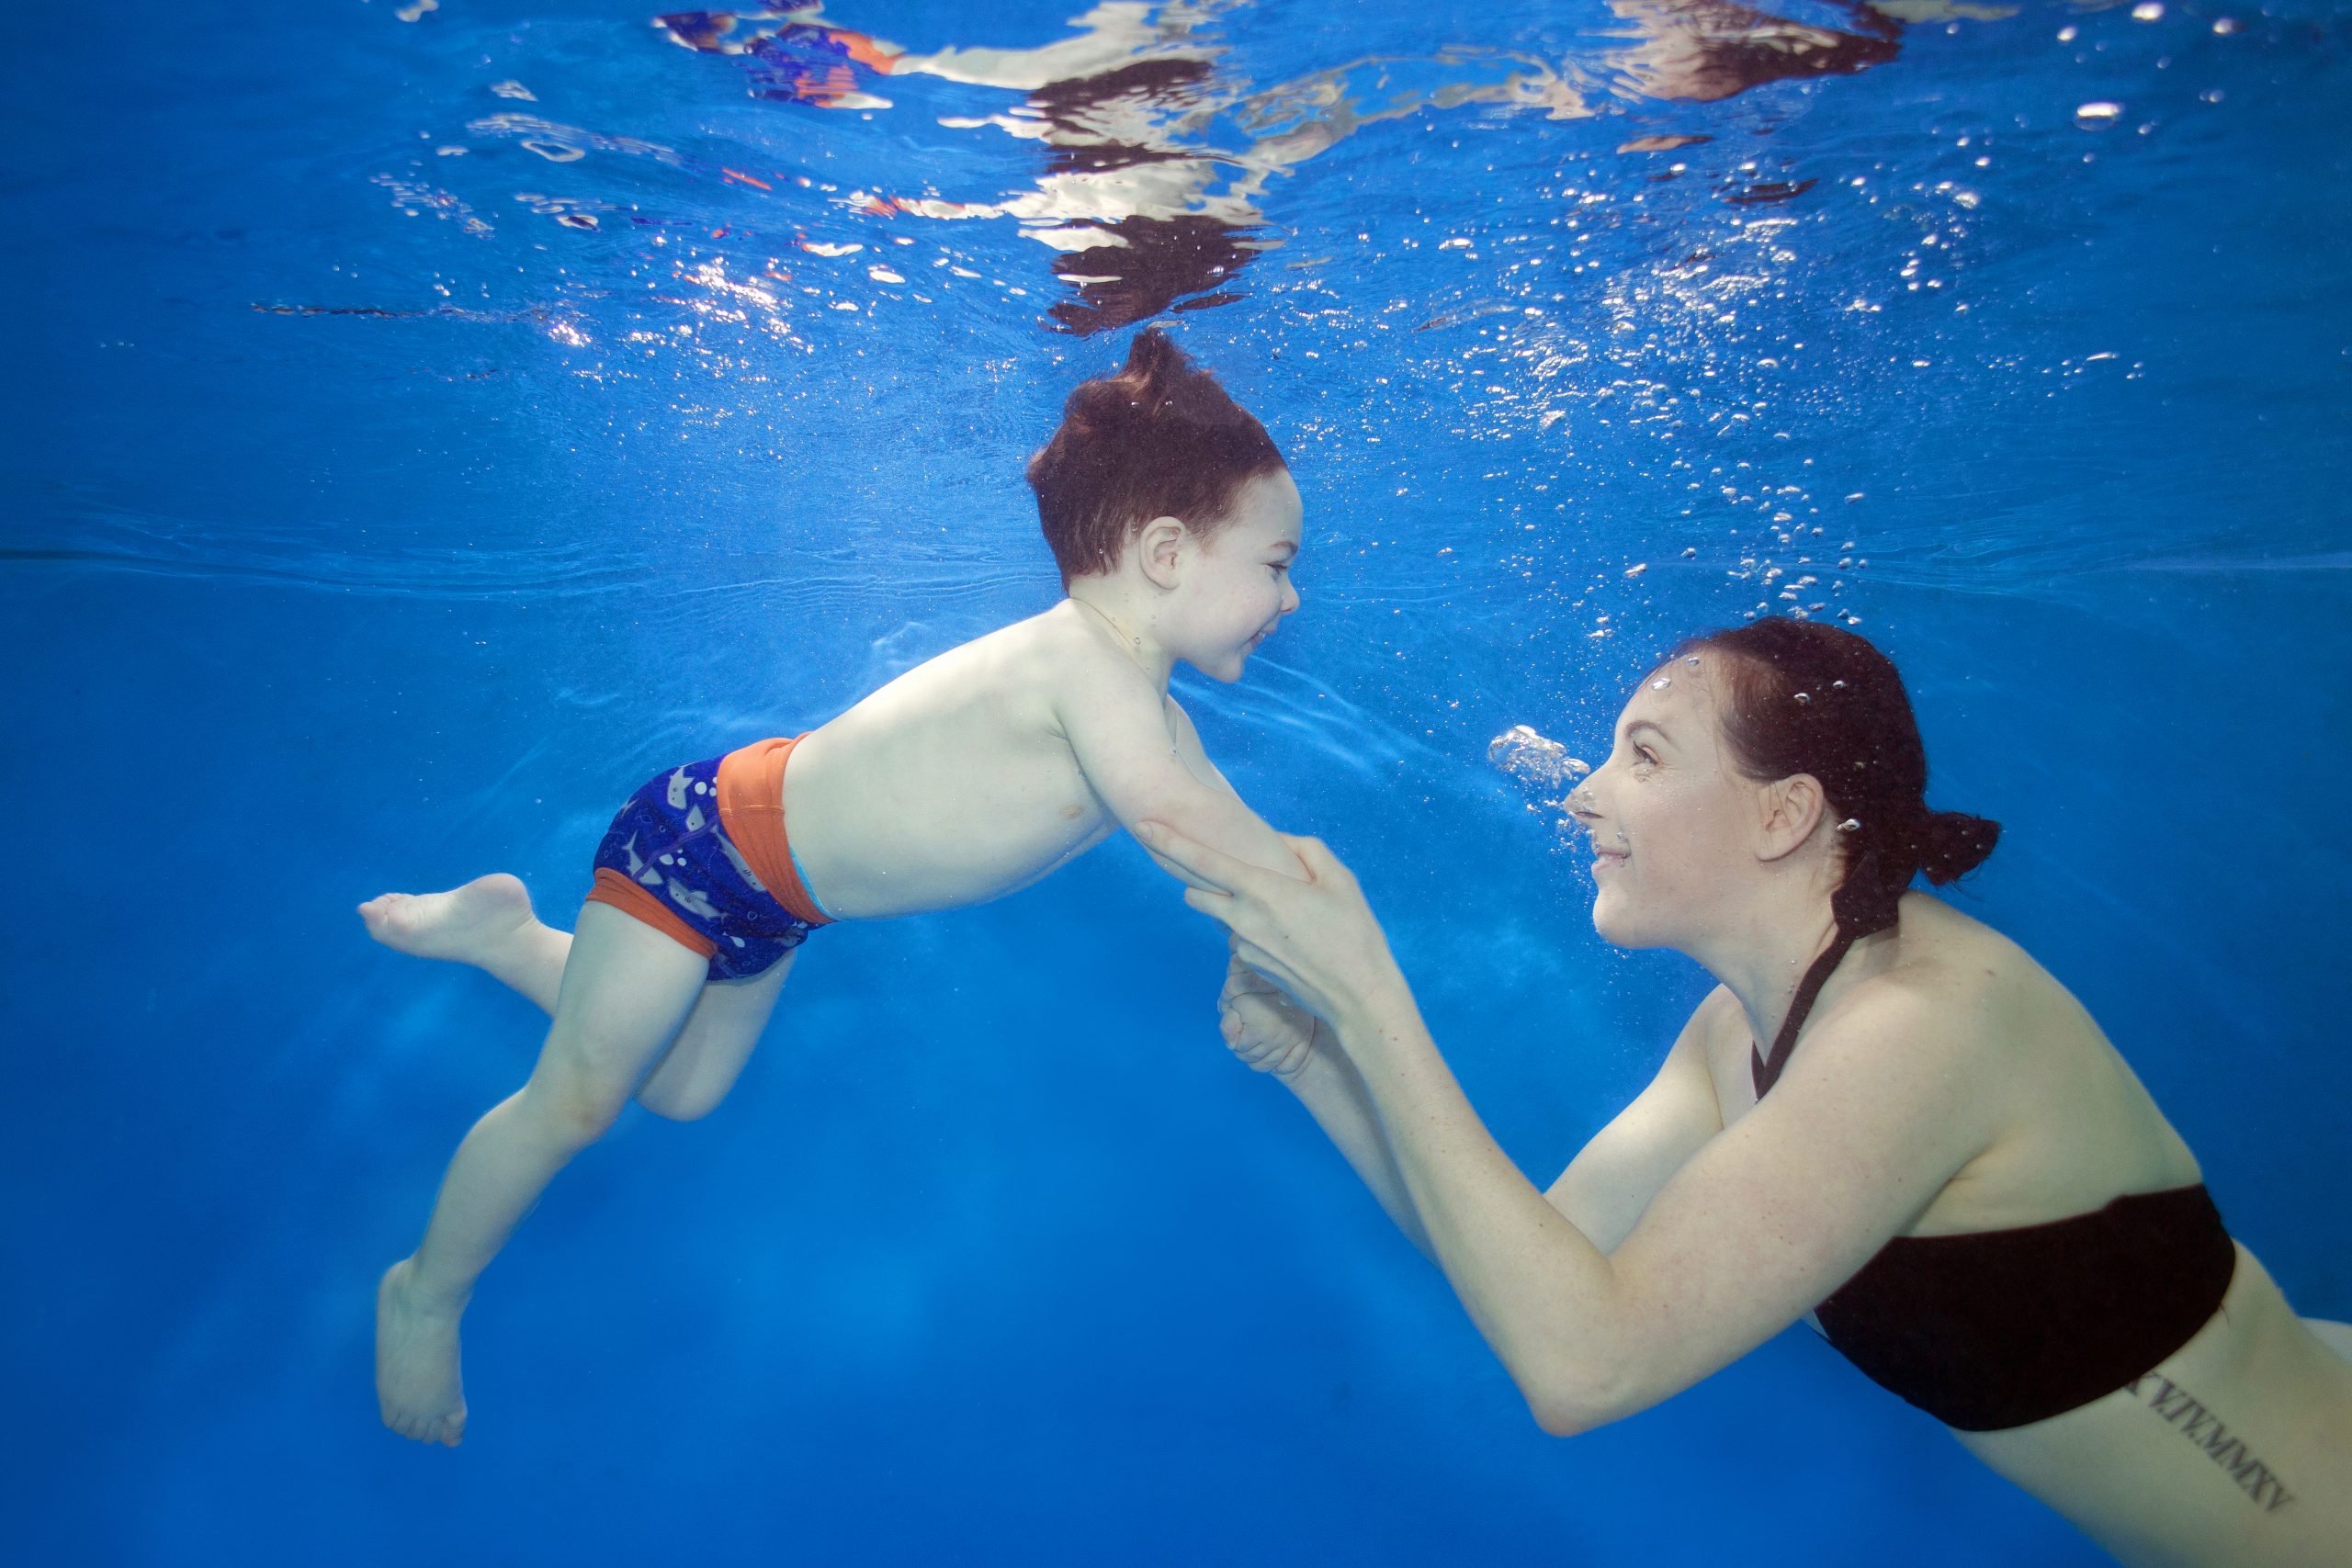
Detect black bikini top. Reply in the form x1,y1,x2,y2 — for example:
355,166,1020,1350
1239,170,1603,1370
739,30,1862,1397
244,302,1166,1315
1753,922,2236,1432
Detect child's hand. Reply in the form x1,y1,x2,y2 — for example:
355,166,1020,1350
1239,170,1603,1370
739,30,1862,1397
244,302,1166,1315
1219,949,1317,1083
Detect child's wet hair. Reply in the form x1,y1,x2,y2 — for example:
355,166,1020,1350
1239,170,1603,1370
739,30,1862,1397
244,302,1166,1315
1027,327,1285,584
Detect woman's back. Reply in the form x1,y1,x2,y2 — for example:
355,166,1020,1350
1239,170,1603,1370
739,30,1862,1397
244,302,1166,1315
1704,892,2350,1565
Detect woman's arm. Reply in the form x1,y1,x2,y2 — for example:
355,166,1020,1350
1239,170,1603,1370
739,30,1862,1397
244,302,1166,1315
1542,996,1727,1254
1221,953,1433,1255
1139,822,1997,1436
1223,957,1729,1260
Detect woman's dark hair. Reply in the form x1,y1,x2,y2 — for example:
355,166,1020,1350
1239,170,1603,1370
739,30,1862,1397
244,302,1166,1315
1026,327,1285,584
1670,618,2000,937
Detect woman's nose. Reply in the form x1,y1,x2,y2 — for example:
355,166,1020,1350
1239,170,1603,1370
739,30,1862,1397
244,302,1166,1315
1281,579,1301,615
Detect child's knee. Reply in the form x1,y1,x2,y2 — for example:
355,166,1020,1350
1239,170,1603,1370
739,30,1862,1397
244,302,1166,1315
526,1077,630,1146
634,1076,726,1123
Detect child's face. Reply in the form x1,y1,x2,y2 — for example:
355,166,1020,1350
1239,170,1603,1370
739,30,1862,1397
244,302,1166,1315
1171,467,1304,682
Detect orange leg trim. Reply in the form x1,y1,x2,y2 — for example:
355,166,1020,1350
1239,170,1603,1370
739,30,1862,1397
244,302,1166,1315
585,866,718,959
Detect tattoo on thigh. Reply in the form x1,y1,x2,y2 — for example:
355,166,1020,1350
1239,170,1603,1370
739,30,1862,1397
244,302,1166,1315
2124,1373,2294,1513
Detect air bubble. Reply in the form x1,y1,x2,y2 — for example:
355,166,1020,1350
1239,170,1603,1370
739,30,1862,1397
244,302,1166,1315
1489,726,1589,788
1650,676,1671,691
1837,818,1861,833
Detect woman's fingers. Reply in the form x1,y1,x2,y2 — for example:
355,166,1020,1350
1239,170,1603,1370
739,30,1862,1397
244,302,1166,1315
1136,821,1269,899
1222,951,1281,1000
1222,988,1306,1072
1183,884,1237,924
1232,939,1309,1001
1280,832,1364,897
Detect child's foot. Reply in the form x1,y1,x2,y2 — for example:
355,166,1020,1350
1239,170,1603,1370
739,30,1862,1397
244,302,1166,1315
360,874,537,968
377,1258,469,1447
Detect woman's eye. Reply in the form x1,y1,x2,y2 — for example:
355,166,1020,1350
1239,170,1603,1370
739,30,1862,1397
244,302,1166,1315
1634,747,1658,766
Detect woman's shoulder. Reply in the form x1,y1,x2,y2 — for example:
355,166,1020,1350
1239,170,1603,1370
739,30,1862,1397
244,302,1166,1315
1870,904,2203,1226
1685,983,1747,1049
1837,895,2094,1091
1881,894,2050,1010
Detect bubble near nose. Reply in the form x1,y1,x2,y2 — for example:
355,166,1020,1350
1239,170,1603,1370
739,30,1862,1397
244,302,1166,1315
1488,725,1589,788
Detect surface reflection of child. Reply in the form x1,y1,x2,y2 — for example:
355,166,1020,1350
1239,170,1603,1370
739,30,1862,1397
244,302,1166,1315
657,2,1904,331
363,331,1307,1446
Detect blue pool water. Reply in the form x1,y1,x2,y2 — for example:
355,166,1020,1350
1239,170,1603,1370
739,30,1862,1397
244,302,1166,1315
7,1,2349,1562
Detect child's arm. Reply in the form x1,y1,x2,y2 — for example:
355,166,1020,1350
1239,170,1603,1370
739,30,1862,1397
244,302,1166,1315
1054,655,1306,882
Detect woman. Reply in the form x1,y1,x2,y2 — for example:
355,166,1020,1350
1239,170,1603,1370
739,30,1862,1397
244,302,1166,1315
1134,618,2350,1567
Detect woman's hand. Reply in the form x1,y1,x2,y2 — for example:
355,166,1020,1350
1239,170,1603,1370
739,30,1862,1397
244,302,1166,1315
1135,821,1411,1035
1220,949,1319,1082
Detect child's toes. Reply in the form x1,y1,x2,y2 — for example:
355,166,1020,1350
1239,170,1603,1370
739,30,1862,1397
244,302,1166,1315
359,896,419,946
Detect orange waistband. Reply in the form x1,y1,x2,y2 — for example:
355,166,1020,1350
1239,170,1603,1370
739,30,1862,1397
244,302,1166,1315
716,735,831,927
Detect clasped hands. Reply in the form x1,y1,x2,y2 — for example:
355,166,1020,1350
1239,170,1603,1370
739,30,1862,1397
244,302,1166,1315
1133,820,1409,1082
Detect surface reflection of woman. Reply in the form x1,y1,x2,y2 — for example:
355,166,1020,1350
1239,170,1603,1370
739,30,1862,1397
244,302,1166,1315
1137,619,2351,1567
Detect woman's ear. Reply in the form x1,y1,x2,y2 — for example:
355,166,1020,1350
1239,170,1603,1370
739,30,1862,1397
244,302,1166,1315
1137,515,1187,589
1756,773,1827,863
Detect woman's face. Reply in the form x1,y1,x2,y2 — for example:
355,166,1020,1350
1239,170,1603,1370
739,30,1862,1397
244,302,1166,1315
1571,657,1769,950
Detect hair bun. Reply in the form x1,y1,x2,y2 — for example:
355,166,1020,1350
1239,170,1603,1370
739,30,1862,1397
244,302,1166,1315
1122,324,1186,388
1061,378,1146,434
1916,808,2000,886
1058,328,1193,434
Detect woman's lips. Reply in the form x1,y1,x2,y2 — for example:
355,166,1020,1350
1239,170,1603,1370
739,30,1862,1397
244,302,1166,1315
1592,849,1629,874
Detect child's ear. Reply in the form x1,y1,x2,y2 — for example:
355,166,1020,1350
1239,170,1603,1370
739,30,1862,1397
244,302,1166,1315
1138,515,1186,589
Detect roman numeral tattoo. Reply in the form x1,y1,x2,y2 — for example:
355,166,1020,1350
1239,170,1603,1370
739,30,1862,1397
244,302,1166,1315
2124,1374,2295,1513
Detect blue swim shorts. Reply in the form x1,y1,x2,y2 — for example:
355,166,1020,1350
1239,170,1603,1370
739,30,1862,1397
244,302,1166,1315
584,748,825,980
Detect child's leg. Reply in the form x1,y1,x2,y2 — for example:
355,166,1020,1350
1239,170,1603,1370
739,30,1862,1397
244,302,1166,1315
376,902,707,1447
360,874,570,1014
634,949,797,1122
362,876,795,1121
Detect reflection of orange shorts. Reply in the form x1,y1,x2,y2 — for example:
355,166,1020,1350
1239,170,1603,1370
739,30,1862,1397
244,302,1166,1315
583,736,833,975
